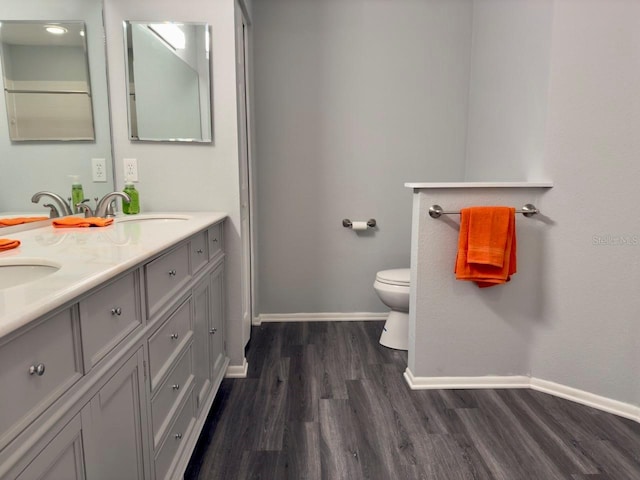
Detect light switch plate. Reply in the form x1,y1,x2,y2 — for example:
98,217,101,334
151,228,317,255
91,158,107,182
124,158,138,182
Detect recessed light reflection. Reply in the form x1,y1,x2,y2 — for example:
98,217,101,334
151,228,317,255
45,25,68,35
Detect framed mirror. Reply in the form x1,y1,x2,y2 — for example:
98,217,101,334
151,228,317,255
124,21,212,143
0,21,95,141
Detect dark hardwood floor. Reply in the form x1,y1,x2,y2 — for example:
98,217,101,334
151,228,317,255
185,322,640,480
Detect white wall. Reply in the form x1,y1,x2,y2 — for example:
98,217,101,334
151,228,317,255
410,0,640,410
104,0,246,367
464,0,554,181
253,0,473,315
409,187,550,378
0,0,114,213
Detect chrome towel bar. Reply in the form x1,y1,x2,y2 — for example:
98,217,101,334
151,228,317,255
428,204,539,219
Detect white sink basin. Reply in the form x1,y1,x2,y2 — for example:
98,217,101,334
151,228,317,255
116,214,191,223
0,258,61,289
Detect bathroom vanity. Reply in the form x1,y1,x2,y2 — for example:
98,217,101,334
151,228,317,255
0,212,228,479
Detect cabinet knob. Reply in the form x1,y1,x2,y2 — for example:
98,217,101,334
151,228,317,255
175,433,183,440
29,363,46,376
209,328,217,335
172,384,180,391
170,333,179,340
196,249,204,254
168,269,177,277
111,307,122,316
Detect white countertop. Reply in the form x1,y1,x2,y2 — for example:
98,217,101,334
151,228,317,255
0,212,227,339
405,181,554,189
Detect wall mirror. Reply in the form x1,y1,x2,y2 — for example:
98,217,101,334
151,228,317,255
0,0,114,225
123,21,212,143
0,21,95,141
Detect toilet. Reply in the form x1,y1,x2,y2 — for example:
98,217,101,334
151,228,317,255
374,268,410,350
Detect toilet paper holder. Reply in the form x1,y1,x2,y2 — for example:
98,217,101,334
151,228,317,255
342,218,377,229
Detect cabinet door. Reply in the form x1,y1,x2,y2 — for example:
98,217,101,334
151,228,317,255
82,349,148,480
193,278,211,413
209,263,225,382
16,414,85,480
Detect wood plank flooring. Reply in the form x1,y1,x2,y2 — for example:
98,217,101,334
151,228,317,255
185,322,640,480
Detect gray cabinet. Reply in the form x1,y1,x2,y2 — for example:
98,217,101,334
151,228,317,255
193,277,212,414
193,260,225,414
15,415,85,480
82,349,148,480
0,219,227,480
209,262,226,384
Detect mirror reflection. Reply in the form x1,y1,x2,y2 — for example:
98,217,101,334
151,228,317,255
0,21,95,141
0,0,114,224
124,21,212,142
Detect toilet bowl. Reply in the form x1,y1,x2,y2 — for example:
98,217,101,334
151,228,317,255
373,268,410,350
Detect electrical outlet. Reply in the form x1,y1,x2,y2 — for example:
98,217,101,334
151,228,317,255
91,158,107,182
124,158,138,182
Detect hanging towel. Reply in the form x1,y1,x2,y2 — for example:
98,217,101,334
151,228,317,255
0,217,48,227
0,238,20,251
52,217,114,228
455,206,517,287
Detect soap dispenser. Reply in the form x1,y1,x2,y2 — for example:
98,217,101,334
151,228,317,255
122,178,140,215
69,175,84,213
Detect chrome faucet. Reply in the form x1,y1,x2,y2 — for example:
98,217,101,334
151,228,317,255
95,192,131,218
31,191,73,218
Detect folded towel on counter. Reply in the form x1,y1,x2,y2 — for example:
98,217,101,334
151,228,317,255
455,206,516,287
0,216,48,227
0,238,21,251
52,217,114,228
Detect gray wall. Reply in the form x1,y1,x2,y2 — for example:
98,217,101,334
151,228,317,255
253,0,473,315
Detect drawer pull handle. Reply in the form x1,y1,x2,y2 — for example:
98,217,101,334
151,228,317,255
172,384,180,390
170,333,179,340
168,269,177,277
212,238,218,243
209,328,217,335
175,433,183,440
29,363,46,376
196,249,204,254
111,307,122,316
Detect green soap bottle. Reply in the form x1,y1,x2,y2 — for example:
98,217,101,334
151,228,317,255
122,181,140,215
69,175,84,213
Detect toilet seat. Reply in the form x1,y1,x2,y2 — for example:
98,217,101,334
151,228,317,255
375,268,410,287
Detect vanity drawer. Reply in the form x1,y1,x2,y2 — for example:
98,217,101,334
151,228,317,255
145,243,190,318
151,345,194,448
154,390,195,480
207,223,223,261
0,308,82,450
148,297,192,390
79,271,141,370
190,231,208,275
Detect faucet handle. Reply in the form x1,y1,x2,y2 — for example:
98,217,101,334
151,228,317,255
42,203,60,219
76,202,94,218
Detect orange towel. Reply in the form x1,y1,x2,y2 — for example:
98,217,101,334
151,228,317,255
0,238,20,251
52,217,114,228
0,217,48,227
455,206,517,288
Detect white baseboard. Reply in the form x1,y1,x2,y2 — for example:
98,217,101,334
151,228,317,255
255,312,388,324
530,377,640,423
225,357,248,378
404,368,640,424
403,368,530,390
